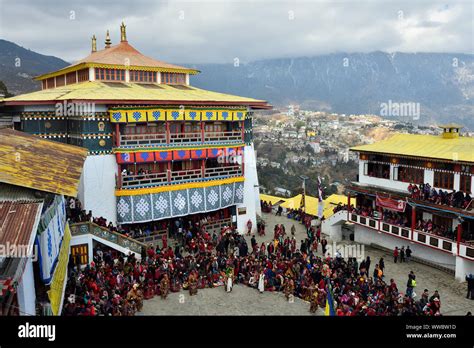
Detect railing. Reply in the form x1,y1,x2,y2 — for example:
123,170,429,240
349,212,474,260
121,172,168,188
204,131,242,142
171,168,202,181
120,133,166,146
118,166,243,189
118,130,243,148
135,229,168,246
169,132,202,144
70,221,146,254
204,165,242,178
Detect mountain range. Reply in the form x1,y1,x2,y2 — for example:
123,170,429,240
1,39,473,129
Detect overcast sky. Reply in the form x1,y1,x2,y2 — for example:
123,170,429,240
0,0,472,64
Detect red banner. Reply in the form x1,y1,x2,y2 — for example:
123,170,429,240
376,194,406,212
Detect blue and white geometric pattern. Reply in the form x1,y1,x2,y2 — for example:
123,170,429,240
205,186,220,211
132,195,153,221
234,181,244,204
117,196,133,223
171,190,189,216
221,184,234,206
189,187,205,214
151,191,171,220
116,182,244,224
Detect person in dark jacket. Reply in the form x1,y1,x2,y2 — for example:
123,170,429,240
379,258,385,275
365,256,371,276
400,247,405,263
466,274,474,300
406,246,412,263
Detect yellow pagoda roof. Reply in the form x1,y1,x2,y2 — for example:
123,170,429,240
259,193,287,205
280,194,355,218
3,81,269,108
350,133,474,163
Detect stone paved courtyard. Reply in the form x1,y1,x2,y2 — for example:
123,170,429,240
140,284,318,315
140,212,474,315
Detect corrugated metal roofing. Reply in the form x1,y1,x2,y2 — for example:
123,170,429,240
0,200,43,249
0,183,45,203
0,128,88,197
350,133,474,163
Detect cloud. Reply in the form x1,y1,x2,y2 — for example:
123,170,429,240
0,0,472,64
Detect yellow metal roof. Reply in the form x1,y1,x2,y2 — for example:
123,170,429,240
3,81,268,106
259,193,287,205
350,133,474,163
280,194,355,218
0,129,87,197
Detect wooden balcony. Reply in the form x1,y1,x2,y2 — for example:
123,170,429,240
169,132,202,144
120,133,166,146
171,168,202,181
118,130,243,148
204,131,242,143
118,165,242,189
121,172,168,188
205,165,242,178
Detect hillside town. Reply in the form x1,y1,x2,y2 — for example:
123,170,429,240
253,107,458,197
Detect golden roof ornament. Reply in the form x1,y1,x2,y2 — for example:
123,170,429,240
105,30,111,48
91,35,97,53
120,22,127,42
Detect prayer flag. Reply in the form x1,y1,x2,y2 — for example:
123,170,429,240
325,283,336,316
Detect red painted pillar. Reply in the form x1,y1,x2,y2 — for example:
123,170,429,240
241,148,245,176
241,121,245,141
167,161,171,182
166,121,170,143
411,206,416,241
201,121,205,143
117,164,122,188
457,222,462,255
201,159,205,178
115,123,120,147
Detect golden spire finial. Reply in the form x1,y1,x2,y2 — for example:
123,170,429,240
105,30,111,48
120,22,127,42
91,35,97,53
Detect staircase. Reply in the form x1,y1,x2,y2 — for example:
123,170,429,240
322,210,348,227
69,222,146,258
321,210,349,241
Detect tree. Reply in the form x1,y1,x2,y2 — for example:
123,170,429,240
0,81,13,98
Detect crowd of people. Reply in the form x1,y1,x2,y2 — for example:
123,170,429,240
349,204,469,242
63,215,446,316
408,183,472,210
260,200,273,213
